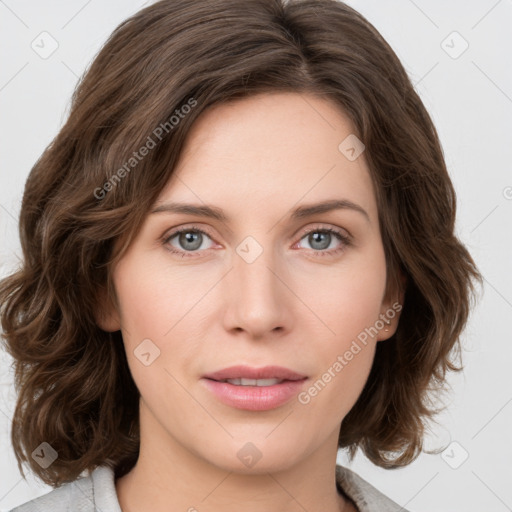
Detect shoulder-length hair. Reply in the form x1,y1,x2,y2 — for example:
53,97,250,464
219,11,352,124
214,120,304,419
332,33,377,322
0,0,482,487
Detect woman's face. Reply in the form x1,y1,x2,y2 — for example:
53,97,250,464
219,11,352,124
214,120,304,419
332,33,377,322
104,92,401,473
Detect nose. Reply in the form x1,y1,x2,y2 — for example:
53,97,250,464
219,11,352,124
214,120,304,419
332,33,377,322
222,243,292,340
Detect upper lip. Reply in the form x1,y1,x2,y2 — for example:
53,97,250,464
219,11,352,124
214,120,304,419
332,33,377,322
203,365,307,381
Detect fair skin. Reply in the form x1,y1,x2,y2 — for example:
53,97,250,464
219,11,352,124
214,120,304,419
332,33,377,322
99,92,403,512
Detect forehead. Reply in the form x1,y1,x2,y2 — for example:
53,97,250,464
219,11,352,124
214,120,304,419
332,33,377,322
155,92,378,225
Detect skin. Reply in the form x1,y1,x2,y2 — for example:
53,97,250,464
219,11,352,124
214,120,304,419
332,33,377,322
99,92,403,512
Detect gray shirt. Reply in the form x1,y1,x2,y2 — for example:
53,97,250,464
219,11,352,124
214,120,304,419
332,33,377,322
10,464,410,512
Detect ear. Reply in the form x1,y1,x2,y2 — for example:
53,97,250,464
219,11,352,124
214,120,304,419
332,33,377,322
94,284,121,332
376,269,407,342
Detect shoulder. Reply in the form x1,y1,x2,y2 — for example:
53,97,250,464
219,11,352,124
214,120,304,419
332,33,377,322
9,466,121,512
336,465,410,512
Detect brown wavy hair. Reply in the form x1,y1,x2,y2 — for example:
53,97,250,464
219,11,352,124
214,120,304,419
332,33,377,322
0,0,482,487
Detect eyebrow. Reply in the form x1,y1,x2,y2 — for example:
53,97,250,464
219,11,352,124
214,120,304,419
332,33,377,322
151,199,370,223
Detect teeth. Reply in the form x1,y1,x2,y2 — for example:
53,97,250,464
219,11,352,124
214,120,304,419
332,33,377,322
225,378,283,386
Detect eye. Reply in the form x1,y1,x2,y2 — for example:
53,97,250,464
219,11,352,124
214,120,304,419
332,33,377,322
294,226,351,257
163,226,215,257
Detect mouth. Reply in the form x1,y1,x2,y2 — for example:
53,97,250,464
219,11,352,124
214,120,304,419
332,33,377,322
201,365,308,411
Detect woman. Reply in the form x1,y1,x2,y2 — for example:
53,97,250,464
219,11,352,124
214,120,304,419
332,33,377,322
0,0,482,511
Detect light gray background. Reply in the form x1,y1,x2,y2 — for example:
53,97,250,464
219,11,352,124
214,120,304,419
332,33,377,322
1,1,511,511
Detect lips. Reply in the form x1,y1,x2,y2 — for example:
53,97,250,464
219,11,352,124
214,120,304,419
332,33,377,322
201,366,307,411
202,365,307,382
201,365,308,410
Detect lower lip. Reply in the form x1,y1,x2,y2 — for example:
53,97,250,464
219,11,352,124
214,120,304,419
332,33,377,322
201,378,307,411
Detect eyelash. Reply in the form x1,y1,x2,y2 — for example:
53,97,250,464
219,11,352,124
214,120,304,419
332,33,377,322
162,224,351,259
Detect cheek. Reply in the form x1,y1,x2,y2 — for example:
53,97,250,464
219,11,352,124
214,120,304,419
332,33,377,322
294,241,387,340
295,276,384,421
113,251,206,339
112,252,211,391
